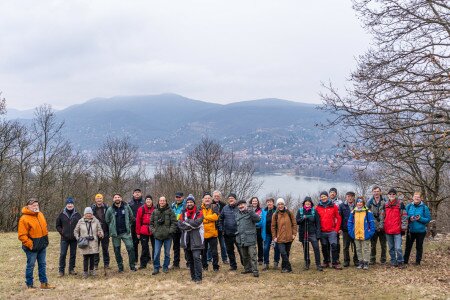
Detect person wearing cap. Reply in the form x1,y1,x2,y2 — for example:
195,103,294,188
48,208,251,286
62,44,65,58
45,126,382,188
171,191,186,269
105,193,137,272
91,193,110,270
236,199,261,277
296,197,322,271
136,195,156,269
348,198,375,270
212,190,229,264
201,192,220,271
249,197,264,265
128,188,144,267
271,198,297,273
219,193,243,271
366,186,388,265
178,195,204,283
260,198,280,271
338,192,358,267
56,197,81,276
382,188,408,268
316,191,342,269
18,198,55,290
150,196,178,275
74,207,104,278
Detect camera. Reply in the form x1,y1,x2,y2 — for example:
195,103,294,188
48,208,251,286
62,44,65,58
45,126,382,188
86,236,95,241
157,217,164,225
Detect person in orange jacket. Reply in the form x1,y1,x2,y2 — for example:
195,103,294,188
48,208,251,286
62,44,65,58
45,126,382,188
201,192,220,271
18,198,55,290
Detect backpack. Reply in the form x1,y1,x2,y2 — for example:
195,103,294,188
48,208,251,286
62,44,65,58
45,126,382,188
298,207,315,218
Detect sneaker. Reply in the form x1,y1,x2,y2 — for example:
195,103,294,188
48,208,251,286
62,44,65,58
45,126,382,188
229,267,237,271
262,264,269,271
321,263,330,269
273,262,279,270
162,267,169,273
356,263,363,269
26,285,37,290
241,270,252,274
222,260,229,265
130,267,138,272
281,269,292,273
58,272,64,277
40,283,56,290
213,268,219,272
343,262,349,268
152,269,159,275
316,265,323,272
253,272,259,277
89,270,97,276
303,264,310,271
363,263,369,270
69,270,77,275
332,263,343,270
82,272,89,279
390,263,398,268
398,263,406,269
258,261,263,266
172,265,180,270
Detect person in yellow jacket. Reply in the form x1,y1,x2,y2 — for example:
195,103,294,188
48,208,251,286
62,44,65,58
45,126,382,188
201,192,220,271
18,198,56,290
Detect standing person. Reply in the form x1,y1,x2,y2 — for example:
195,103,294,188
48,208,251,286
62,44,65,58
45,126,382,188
296,197,323,271
271,198,297,273
201,192,220,272
383,188,408,268
56,197,81,276
348,198,375,270
212,190,229,264
260,198,280,271
366,186,387,265
135,195,156,269
105,193,137,273
171,192,186,269
404,192,431,265
236,200,261,277
18,198,55,290
249,197,264,265
316,191,342,270
150,196,177,275
178,195,204,283
128,188,144,267
339,192,358,267
74,207,104,278
329,187,342,259
91,193,110,270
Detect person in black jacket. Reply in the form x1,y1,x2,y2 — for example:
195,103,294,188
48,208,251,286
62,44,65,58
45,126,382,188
296,197,323,271
212,190,229,264
128,188,144,267
91,193,110,269
56,197,81,276
339,191,358,267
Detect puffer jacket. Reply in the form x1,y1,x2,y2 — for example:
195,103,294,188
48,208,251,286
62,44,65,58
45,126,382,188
219,204,239,236
382,199,407,235
136,204,155,236
260,207,277,241
271,209,297,243
338,201,355,232
202,203,219,239
316,200,341,233
406,202,431,233
236,209,260,247
178,206,204,250
296,206,321,240
56,208,81,241
347,208,375,241
150,205,177,240
74,217,103,255
18,207,49,251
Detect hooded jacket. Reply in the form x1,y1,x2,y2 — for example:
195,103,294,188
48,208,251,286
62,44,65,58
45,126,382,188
316,199,342,233
136,204,155,236
18,207,49,251
219,203,239,236
338,201,355,232
406,201,431,233
236,209,260,247
347,207,375,241
56,208,81,241
178,206,204,250
150,205,177,240
105,202,135,237
271,209,297,243
201,203,219,239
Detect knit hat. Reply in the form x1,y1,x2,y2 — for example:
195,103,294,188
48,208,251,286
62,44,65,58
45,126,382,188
356,198,366,205
388,188,397,195
329,187,337,193
320,191,329,197
95,193,103,199
66,197,74,204
228,193,237,200
186,194,195,203
84,207,93,215
276,198,285,206
145,194,153,200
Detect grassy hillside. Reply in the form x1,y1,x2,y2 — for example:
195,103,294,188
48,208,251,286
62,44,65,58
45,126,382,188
1,232,449,299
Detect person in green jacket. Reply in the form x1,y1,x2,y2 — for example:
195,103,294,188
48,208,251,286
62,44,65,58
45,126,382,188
150,196,177,275
105,193,137,273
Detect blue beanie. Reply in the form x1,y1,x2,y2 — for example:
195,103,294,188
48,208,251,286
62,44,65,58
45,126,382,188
66,197,75,204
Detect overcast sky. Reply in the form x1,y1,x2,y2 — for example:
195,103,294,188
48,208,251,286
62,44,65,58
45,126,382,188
1,0,371,110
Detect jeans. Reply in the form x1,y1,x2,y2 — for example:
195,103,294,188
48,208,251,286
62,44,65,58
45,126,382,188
263,235,280,265
202,237,219,270
83,254,95,272
94,235,110,268
218,231,228,262
370,230,387,263
386,234,403,265
23,246,48,287
186,249,202,281
112,233,136,270
301,234,321,266
342,231,358,265
241,245,258,273
59,239,77,273
224,234,243,269
320,231,339,264
154,238,172,270
140,235,155,268
355,239,370,263
277,242,292,271
404,232,426,264
131,228,140,266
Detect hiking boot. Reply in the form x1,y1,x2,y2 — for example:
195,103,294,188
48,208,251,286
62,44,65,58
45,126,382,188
152,269,159,275
398,263,406,269
414,261,421,266
262,264,269,271
213,268,219,272
332,263,343,270
253,272,259,277
130,266,138,272
258,261,263,265
172,265,180,270
343,261,350,268
321,262,330,269
390,263,398,268
363,262,369,270
40,283,56,290
58,272,64,277
82,272,89,279
229,266,237,271
357,262,363,269
281,268,292,273
316,265,323,272
162,267,169,273
273,262,279,270
138,266,147,270
89,270,97,276
69,270,77,275
241,270,252,274
27,285,37,290
223,260,229,265
303,264,310,271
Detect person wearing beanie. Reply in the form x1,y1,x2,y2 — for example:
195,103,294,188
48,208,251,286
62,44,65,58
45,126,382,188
136,195,156,269
260,198,280,271
171,192,186,269
56,197,82,277
211,190,229,264
328,188,343,261
316,192,342,270
339,192,359,267
296,197,323,271
74,207,104,278
91,193,110,270
348,198,375,270
201,193,220,272
128,189,144,269
366,186,387,265
271,198,297,273
219,193,243,271
249,197,264,265
177,196,204,283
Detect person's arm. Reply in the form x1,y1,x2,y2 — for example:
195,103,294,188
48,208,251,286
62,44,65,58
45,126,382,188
203,209,219,222
290,210,297,238
136,207,142,237
271,213,277,240
96,218,104,238
150,213,156,234
169,211,178,234
367,212,376,238
315,212,321,238
219,206,225,231
296,209,304,225
18,217,33,249
74,219,81,240
419,205,431,224
347,213,355,239
400,203,408,232
127,205,136,223
105,208,111,224
250,210,261,223
379,203,385,230
55,214,63,236
334,206,342,233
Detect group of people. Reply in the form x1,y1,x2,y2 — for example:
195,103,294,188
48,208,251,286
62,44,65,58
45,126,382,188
18,186,432,288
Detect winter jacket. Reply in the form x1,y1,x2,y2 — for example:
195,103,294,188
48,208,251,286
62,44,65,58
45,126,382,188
178,206,204,250
212,200,226,232
171,200,186,220
129,197,144,217
338,201,355,232
201,203,219,239
236,209,261,247
406,202,431,233
367,196,386,231
18,207,49,251
260,207,277,241
91,203,110,235
136,204,155,236
330,197,343,206
296,206,321,241
348,208,375,241
105,202,135,237
150,205,177,240
253,207,263,229
56,208,81,241
316,200,342,233
271,209,297,243
382,199,407,235
74,217,103,255
220,204,239,236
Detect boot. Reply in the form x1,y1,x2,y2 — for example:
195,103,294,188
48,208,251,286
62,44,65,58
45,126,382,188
262,264,269,271
58,272,64,277
357,262,363,269
316,265,323,271
303,262,310,270
40,283,56,290
69,270,77,275
89,270,97,276
273,262,279,270
82,272,89,279
332,263,343,270
363,262,369,270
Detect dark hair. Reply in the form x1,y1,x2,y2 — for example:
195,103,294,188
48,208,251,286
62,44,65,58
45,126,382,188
249,197,260,210
133,189,142,193
145,195,153,200
113,193,122,198
266,197,275,204
372,186,381,191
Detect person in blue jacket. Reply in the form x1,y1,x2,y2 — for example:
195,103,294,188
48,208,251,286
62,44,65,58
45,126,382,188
259,198,280,271
404,192,431,265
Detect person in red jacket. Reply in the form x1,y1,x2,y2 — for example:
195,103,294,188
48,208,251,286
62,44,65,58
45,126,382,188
316,191,342,269
136,195,156,269
382,188,408,268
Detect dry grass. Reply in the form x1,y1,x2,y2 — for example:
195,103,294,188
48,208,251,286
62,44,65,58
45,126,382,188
1,232,449,299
